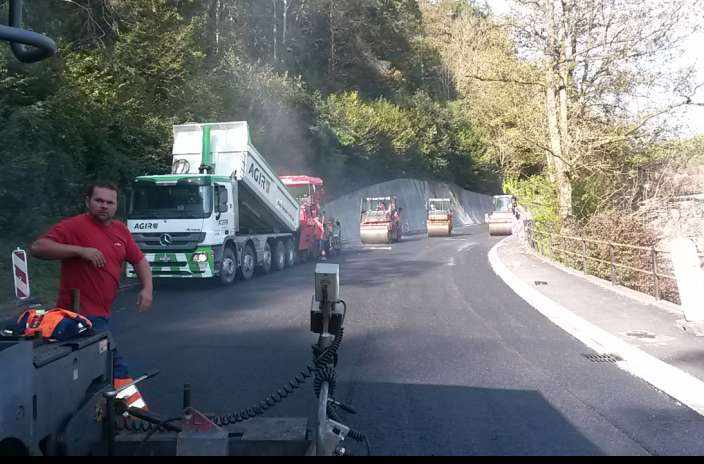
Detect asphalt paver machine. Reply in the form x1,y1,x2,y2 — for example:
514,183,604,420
0,266,367,456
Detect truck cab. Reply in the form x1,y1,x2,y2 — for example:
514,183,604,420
127,174,236,280
126,122,300,285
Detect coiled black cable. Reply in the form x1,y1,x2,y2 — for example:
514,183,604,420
314,366,336,398
347,429,371,456
208,326,345,427
132,417,181,456
115,310,347,434
115,415,162,433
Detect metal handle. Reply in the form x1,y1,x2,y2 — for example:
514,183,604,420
104,369,160,398
1,0,57,63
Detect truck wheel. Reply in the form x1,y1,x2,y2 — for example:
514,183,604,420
272,240,285,272
258,241,272,274
239,243,256,281
219,246,237,285
284,239,296,267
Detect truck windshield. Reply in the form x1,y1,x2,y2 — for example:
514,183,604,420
129,184,213,219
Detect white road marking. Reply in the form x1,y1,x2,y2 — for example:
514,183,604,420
489,238,704,418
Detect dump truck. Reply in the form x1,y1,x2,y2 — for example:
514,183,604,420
126,122,330,284
426,198,453,237
487,194,517,236
359,196,402,244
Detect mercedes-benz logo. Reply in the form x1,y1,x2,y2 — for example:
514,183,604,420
159,233,173,247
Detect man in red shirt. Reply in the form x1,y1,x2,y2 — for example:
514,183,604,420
30,182,153,408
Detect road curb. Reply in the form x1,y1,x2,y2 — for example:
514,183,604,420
488,237,704,418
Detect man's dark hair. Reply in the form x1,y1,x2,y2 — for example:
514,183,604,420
85,182,119,199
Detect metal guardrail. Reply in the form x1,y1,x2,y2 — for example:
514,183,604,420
525,225,704,303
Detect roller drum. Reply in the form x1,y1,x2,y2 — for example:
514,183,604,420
360,227,391,244
488,222,513,236
427,221,451,237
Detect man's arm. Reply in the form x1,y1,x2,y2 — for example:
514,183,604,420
133,257,153,312
30,238,106,267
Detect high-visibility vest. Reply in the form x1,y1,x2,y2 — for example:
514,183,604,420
16,308,92,341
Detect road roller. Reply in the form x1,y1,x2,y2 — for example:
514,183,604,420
426,198,453,237
359,196,403,244
487,194,517,236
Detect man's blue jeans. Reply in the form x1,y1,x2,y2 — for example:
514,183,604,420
88,316,130,379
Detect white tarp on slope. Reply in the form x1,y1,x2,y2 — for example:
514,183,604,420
323,178,493,241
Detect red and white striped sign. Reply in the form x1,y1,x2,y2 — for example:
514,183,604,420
12,248,31,300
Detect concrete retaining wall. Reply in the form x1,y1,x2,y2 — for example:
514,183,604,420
323,178,494,241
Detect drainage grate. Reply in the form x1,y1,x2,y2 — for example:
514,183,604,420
582,353,623,363
626,330,656,339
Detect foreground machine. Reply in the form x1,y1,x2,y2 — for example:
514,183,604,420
487,194,517,236
0,266,366,456
426,198,453,237
359,196,402,244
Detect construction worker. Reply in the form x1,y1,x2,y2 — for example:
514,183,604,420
29,182,153,409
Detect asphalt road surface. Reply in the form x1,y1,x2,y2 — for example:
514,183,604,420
111,225,704,455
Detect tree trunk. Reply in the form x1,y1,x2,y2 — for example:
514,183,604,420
329,0,335,80
545,0,573,218
283,0,288,46
272,0,278,62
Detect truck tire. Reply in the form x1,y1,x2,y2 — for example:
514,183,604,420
284,239,296,267
218,246,237,285
239,243,256,281
258,241,272,275
272,240,285,272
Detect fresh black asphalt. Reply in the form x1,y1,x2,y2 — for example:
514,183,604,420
110,225,704,455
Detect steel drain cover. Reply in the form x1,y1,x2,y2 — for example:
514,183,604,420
582,353,623,363
626,330,656,339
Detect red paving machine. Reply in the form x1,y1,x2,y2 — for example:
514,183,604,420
279,175,340,260
359,196,403,244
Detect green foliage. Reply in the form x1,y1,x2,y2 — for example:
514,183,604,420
503,175,560,231
318,90,490,190
0,0,499,304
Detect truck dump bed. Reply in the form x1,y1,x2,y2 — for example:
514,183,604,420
171,122,300,234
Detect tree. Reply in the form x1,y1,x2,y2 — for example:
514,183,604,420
420,1,547,179
508,0,704,217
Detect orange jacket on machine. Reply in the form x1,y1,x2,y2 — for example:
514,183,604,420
16,308,92,341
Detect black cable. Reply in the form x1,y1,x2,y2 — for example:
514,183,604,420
347,429,371,456
132,417,181,456
209,326,345,426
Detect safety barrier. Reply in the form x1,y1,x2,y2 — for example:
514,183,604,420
524,225,704,304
